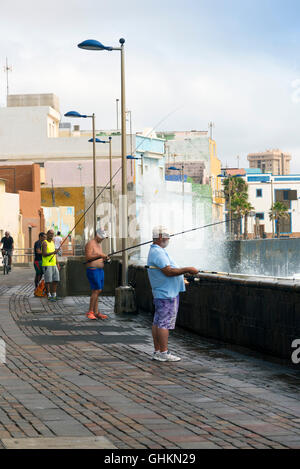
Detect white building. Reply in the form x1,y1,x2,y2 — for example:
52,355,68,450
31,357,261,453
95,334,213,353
0,94,170,248
224,171,300,238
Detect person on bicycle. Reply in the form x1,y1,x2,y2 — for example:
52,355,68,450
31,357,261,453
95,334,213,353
1,231,14,271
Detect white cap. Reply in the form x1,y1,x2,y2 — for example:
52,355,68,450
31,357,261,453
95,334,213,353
152,225,170,239
96,229,108,239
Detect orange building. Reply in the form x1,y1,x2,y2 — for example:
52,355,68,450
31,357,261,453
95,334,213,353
0,164,45,252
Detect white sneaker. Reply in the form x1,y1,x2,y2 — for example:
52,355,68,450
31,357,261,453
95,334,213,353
152,352,167,362
163,352,181,362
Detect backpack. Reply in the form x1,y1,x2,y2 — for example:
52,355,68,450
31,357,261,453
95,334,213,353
34,279,47,297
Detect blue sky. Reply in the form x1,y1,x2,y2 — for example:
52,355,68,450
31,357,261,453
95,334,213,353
1,0,300,170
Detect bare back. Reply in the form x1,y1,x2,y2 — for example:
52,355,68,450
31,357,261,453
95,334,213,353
85,239,105,269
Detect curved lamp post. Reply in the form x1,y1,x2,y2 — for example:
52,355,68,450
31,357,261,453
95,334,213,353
65,111,97,235
78,38,128,285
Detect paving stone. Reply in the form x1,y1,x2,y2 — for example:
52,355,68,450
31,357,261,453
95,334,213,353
0,269,300,450
1,436,116,449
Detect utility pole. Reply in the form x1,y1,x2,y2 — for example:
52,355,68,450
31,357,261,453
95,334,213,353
4,57,12,103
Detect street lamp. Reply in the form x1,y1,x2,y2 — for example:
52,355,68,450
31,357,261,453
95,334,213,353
89,137,114,252
168,165,184,194
65,110,97,235
78,37,128,286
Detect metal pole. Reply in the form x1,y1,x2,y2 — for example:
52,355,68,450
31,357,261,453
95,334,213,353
116,99,119,132
92,113,97,235
182,164,184,231
229,178,232,240
109,137,113,253
129,111,133,157
271,178,274,238
120,40,128,286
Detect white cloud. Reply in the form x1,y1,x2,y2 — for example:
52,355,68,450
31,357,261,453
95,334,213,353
1,1,300,172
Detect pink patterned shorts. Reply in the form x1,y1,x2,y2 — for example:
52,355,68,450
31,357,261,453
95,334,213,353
153,295,180,330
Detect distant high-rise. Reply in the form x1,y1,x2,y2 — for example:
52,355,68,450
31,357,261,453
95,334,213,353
247,149,291,175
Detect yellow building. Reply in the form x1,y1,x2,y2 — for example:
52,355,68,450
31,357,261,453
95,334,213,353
41,187,85,240
209,139,225,222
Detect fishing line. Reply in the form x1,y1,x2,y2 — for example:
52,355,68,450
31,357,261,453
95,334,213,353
84,216,242,264
50,106,184,256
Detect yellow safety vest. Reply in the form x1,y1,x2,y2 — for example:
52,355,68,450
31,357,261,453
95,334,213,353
42,240,56,267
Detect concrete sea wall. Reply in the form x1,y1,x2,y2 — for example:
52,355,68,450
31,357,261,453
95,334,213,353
57,257,120,297
57,258,300,360
128,265,300,360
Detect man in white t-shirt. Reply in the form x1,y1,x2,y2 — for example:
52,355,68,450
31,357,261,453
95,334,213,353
54,231,63,256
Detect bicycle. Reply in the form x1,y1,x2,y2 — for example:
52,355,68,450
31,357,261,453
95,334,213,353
2,250,9,275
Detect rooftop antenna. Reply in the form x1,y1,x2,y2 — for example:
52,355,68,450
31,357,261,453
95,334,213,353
208,121,215,140
237,155,240,169
4,57,12,103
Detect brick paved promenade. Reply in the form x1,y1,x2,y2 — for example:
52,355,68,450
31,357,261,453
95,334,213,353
0,267,300,449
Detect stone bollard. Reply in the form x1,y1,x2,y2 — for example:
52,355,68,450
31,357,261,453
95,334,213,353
114,286,137,314
57,259,67,297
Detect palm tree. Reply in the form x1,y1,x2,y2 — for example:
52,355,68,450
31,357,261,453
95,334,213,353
231,193,248,239
269,202,289,238
223,177,249,238
240,201,254,240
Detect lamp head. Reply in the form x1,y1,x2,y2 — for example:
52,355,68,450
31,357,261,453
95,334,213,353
88,138,106,143
78,39,113,51
64,111,87,118
119,38,125,45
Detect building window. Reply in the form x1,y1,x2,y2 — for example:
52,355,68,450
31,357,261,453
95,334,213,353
283,190,289,201
256,213,264,221
275,190,291,209
277,213,291,234
256,189,262,197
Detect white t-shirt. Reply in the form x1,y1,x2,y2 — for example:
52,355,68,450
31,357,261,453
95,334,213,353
54,236,62,250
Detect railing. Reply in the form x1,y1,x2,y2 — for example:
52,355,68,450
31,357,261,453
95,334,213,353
10,244,85,264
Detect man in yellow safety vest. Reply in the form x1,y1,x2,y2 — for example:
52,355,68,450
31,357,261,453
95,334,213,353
42,229,60,301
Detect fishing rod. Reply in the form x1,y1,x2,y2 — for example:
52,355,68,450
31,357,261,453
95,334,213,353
49,106,184,258
48,165,122,261
84,216,242,264
145,267,227,284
